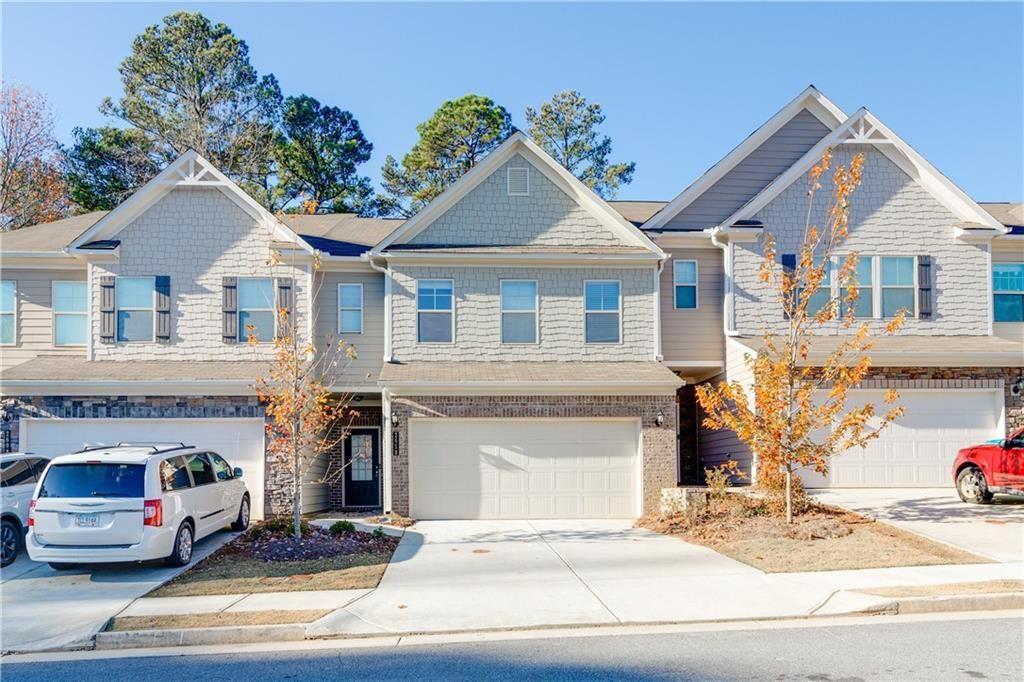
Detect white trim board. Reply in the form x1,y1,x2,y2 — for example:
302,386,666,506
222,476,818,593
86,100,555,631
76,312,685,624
642,86,847,232
69,150,313,253
371,132,664,257
719,108,1007,233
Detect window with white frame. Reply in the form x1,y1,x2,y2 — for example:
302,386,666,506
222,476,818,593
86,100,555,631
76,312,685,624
53,281,88,346
500,280,538,344
338,283,363,334
673,260,698,309
237,278,275,342
417,279,453,343
880,256,915,318
0,280,15,345
116,276,155,342
584,280,621,343
840,257,873,318
994,263,1024,322
804,256,833,315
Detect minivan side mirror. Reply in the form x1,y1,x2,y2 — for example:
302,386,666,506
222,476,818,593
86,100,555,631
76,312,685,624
233,467,243,478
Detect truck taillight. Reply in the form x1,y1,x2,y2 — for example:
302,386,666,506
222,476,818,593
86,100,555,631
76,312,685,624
28,499,35,527
143,499,162,527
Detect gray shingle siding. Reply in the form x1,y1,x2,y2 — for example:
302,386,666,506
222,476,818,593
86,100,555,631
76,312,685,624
664,109,832,231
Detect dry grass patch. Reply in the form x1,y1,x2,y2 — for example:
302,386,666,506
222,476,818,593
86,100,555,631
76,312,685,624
859,580,1024,598
639,494,988,573
109,609,330,632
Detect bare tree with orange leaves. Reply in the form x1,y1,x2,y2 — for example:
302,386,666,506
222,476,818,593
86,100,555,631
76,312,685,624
254,204,367,538
697,150,907,523
0,83,71,231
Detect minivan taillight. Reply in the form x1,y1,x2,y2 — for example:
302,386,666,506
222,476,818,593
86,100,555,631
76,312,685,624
143,499,162,527
28,499,35,527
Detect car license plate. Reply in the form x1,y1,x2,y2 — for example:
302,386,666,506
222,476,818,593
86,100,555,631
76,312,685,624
75,513,99,527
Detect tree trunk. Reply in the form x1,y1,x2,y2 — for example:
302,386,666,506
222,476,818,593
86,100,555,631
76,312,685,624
293,435,302,540
785,467,793,525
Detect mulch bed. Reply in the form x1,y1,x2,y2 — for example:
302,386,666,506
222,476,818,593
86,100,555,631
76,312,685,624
240,524,399,562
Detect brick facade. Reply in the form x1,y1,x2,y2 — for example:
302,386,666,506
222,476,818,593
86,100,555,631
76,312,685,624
388,394,677,516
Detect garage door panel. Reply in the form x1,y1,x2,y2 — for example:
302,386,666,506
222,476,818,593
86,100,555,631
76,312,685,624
410,419,639,519
802,390,1002,489
22,418,267,519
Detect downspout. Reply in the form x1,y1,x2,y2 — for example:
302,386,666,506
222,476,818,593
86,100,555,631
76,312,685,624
654,256,665,361
709,227,737,336
365,253,393,514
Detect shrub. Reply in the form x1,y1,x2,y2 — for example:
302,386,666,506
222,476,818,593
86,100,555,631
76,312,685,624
259,517,313,537
330,520,356,535
704,460,747,500
372,527,386,539
756,466,809,517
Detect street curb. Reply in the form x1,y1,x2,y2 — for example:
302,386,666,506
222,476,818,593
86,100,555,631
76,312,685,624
853,592,1024,615
85,592,1024,652
94,623,307,650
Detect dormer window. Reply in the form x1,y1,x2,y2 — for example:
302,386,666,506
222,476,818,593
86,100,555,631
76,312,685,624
507,167,529,196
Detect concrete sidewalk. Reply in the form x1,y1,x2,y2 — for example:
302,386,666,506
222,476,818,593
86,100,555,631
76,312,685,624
100,520,1022,643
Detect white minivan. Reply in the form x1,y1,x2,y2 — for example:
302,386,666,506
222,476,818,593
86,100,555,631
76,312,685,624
27,443,250,569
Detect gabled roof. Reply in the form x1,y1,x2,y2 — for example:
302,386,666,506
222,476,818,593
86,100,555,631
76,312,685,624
719,108,1007,233
68,150,313,253
371,131,664,257
641,86,847,232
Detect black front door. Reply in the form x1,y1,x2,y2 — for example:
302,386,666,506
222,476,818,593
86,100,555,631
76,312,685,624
343,429,380,507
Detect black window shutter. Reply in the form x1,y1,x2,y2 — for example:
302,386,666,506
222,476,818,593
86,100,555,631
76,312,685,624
781,254,797,319
99,276,116,343
155,276,171,343
276,277,294,325
222,276,238,343
918,255,933,319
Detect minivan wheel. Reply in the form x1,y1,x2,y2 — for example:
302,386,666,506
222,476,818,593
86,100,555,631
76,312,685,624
231,495,250,532
166,522,194,567
1,519,20,567
957,466,993,504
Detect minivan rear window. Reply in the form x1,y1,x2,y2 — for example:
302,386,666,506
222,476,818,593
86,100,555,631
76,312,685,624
38,463,146,498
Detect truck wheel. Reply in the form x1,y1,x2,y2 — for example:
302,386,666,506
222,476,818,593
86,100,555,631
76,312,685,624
956,467,993,504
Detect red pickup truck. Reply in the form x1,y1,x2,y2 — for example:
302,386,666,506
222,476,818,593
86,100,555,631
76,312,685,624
953,426,1024,503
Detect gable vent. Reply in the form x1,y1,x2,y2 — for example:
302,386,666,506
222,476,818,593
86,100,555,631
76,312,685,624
507,167,530,196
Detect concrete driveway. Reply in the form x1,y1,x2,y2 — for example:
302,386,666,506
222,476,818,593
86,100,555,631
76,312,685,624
0,530,235,653
811,488,1024,563
312,519,848,636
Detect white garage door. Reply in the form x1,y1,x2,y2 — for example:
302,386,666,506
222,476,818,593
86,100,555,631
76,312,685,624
21,418,267,520
803,390,1004,488
409,419,640,519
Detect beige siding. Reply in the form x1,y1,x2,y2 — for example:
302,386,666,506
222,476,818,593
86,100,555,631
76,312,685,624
660,247,724,364
993,239,1024,340
697,337,756,479
0,268,87,371
302,453,329,514
314,271,384,388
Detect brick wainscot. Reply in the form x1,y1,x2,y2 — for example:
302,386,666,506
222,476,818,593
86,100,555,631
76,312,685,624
388,395,678,516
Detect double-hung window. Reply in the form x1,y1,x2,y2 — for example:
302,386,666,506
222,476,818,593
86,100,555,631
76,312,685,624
500,280,538,344
993,263,1024,322
880,256,915,318
116,277,155,342
804,257,833,315
840,257,874,318
673,260,698,309
238,278,275,342
584,280,621,344
417,279,453,343
338,283,363,334
53,281,88,346
0,281,14,345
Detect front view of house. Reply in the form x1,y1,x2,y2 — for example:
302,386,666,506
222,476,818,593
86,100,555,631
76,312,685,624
1,87,1021,520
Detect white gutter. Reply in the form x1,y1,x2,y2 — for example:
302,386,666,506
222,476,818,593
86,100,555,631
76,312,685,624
654,257,665,361
708,227,738,336
364,255,392,362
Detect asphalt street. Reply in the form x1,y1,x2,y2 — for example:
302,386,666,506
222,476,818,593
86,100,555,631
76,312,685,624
3,615,1021,681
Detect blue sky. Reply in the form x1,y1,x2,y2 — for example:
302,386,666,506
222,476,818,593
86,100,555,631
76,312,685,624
3,2,1022,202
